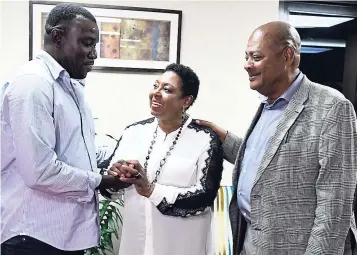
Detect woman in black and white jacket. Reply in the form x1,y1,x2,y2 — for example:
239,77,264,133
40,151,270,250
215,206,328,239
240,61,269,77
103,63,223,255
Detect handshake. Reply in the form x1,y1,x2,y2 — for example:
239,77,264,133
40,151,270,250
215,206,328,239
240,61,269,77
108,160,143,179
99,160,155,198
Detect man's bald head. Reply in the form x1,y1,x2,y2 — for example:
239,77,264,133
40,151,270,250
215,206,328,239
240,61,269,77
244,21,302,101
251,21,301,68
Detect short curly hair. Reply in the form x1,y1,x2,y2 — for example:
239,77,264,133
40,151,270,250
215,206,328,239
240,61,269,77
44,3,96,43
165,63,200,107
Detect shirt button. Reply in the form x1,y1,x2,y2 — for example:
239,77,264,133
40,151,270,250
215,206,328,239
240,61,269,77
238,191,241,196
252,148,255,152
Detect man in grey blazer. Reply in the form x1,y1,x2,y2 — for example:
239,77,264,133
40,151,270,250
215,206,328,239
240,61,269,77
197,21,357,254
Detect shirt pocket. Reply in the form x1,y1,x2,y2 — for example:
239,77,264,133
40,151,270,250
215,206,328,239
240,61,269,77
157,157,198,187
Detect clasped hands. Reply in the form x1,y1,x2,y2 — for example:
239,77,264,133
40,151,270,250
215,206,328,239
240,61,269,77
108,160,154,198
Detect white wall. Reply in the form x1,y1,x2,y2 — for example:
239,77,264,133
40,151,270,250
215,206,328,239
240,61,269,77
1,0,279,133
1,0,279,253
0,1,4,67
1,0,279,185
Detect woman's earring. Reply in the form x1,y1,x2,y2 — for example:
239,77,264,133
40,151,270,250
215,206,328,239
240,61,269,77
182,107,185,122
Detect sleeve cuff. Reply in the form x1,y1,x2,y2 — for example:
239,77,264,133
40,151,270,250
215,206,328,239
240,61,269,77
76,171,101,203
148,184,166,206
88,171,102,190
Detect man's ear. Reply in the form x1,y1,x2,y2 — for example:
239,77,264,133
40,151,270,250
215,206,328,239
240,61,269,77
50,27,65,48
284,47,295,67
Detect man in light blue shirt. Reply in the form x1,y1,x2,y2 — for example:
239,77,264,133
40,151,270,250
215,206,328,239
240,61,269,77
1,3,129,254
197,21,357,255
237,72,303,221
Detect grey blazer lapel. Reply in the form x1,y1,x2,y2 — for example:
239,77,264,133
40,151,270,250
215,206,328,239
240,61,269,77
252,77,311,188
232,104,264,188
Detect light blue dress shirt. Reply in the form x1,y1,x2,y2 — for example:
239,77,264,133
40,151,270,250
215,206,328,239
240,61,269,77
1,50,102,250
237,73,303,222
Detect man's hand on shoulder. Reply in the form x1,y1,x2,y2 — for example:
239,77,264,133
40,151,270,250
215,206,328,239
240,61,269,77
195,119,228,143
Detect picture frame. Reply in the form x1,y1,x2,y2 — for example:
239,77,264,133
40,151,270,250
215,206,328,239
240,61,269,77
29,1,182,72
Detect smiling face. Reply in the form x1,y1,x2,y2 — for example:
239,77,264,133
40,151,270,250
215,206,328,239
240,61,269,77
244,29,287,97
58,17,99,79
149,71,192,121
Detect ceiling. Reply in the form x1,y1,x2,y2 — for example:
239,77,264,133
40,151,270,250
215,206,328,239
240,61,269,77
278,1,357,92
297,15,357,41
281,1,357,43
308,1,357,6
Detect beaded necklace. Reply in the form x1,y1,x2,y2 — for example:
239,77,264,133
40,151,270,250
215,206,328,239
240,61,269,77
144,115,189,184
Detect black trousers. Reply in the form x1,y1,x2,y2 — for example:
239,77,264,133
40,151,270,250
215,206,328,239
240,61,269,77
1,235,84,255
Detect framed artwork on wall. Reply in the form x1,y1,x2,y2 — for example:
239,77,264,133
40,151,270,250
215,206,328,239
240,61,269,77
29,1,182,72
